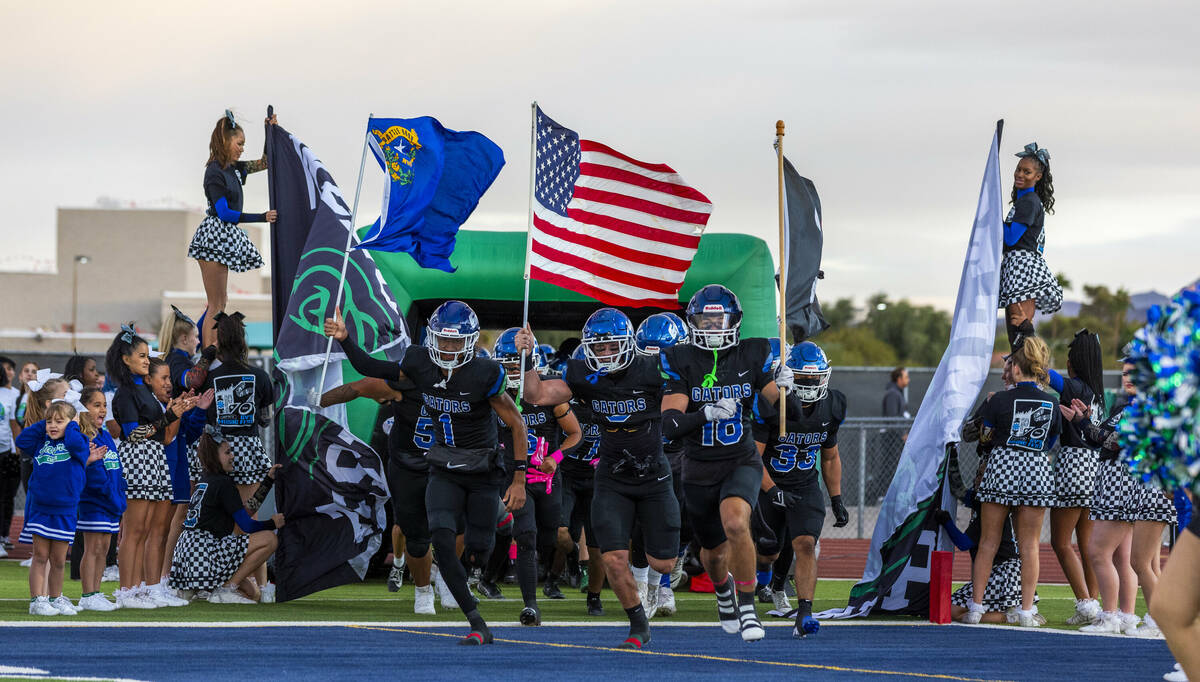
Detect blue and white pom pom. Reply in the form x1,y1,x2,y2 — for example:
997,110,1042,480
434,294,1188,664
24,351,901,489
1118,287,1200,495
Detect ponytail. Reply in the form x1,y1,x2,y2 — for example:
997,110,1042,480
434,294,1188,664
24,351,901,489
1014,336,1051,387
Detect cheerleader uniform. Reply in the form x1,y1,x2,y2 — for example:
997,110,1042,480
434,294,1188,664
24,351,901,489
166,348,208,501
200,360,274,485
77,429,126,534
111,378,174,501
14,421,89,543
997,187,1062,314
186,159,266,272
976,382,1062,507
1046,370,1101,508
1077,399,1141,522
950,509,1029,612
169,470,276,592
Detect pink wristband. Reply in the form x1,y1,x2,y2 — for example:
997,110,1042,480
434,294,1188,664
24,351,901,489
549,449,564,464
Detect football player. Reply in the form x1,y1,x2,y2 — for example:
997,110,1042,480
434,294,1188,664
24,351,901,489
325,301,527,645
752,341,849,638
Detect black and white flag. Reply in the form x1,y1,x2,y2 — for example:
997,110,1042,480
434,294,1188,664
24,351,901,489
781,158,830,341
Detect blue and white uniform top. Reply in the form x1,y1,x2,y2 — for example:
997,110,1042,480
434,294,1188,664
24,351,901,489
15,421,89,515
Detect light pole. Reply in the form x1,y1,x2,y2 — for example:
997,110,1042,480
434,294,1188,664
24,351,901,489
72,255,90,352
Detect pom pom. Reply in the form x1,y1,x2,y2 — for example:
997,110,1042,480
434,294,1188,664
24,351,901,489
1118,287,1200,496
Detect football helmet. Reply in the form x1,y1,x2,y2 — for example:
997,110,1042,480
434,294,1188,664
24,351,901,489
635,312,689,355
786,341,831,402
425,300,480,370
493,327,536,390
581,308,635,372
686,284,742,350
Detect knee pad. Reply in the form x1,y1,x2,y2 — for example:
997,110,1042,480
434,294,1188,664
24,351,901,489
406,540,431,560
515,531,537,553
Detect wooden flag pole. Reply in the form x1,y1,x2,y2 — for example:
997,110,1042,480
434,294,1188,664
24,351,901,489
310,116,373,407
775,120,788,437
518,101,538,406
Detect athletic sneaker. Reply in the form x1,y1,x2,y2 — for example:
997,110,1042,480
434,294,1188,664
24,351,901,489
259,582,276,604
586,592,604,617
78,593,119,611
414,585,436,615
1128,613,1162,639
20,557,31,567
636,580,648,609
432,565,458,609
772,589,792,615
145,584,188,607
1119,612,1142,635
642,580,660,618
50,596,78,616
669,554,686,589
543,575,565,600
657,586,676,617
962,602,985,625
519,606,541,626
209,586,256,604
1067,598,1102,625
101,565,121,583
387,565,405,593
1162,663,1187,682
1015,607,1041,628
29,596,58,616
1080,611,1124,634
0,543,7,558
756,583,773,604
115,588,157,610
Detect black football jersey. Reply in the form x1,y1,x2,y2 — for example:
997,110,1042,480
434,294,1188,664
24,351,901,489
661,337,774,461
498,397,562,464
752,389,845,488
978,382,1062,453
385,380,429,472
398,345,506,451
562,355,661,428
561,399,600,478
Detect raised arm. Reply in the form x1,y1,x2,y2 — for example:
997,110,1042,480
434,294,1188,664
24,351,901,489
512,325,573,405
324,309,405,382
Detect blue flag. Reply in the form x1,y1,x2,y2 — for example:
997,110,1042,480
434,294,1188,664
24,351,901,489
355,116,505,272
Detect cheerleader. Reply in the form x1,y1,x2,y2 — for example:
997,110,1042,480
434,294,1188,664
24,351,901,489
967,336,1061,626
106,327,197,609
188,110,278,349
998,143,1062,349
169,428,283,604
20,370,66,497
1047,330,1105,625
141,357,194,607
16,399,107,615
75,388,125,611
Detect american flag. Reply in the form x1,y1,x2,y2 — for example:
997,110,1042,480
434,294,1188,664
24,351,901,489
530,106,712,308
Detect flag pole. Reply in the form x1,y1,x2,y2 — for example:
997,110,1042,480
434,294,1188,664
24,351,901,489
775,120,788,437
518,101,538,405
311,115,373,407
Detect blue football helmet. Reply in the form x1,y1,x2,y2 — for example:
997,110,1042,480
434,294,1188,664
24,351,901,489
475,347,491,360
493,327,537,390
686,284,742,350
425,300,480,370
538,344,556,372
767,337,782,371
786,341,831,402
570,345,587,362
635,313,689,356
581,308,635,372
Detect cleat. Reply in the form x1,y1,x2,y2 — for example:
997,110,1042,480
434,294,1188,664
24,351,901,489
587,592,604,616
458,630,493,646
619,635,649,649
519,606,541,626
387,565,405,593
656,586,676,617
543,578,565,600
643,580,661,619
772,589,792,615
669,554,686,590
756,583,774,604
714,573,739,634
414,585,436,615
475,579,504,600
739,603,765,642
793,614,820,638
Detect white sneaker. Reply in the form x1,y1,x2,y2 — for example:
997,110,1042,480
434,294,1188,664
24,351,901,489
414,585,436,615
101,565,121,582
260,582,276,604
50,596,78,615
145,584,188,607
78,593,119,611
20,557,32,567
431,565,458,609
772,588,792,615
1128,613,1163,638
1067,598,1102,625
636,580,648,609
115,588,158,610
29,596,57,616
669,555,686,589
0,544,7,558
1163,663,1188,682
962,602,985,625
1119,611,1141,634
1081,611,1123,634
643,580,661,618
1016,607,1041,627
208,586,256,604
657,586,676,617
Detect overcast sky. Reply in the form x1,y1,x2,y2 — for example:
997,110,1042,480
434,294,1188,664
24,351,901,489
2,1,1197,311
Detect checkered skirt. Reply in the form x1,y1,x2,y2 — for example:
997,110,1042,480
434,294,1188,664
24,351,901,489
1051,446,1099,508
188,434,271,485
187,215,264,272
168,529,249,591
977,446,1056,507
952,557,1024,612
121,439,173,501
1132,479,1177,524
1090,458,1140,522
998,249,1063,313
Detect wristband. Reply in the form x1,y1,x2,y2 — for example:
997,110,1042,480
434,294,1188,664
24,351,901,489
513,460,528,471
523,353,536,372
548,449,564,464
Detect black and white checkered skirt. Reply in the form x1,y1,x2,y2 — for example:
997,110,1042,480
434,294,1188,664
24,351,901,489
188,434,270,485
998,249,1063,313
187,215,264,272
1090,459,1140,522
977,447,1055,507
120,439,173,501
1051,446,1099,508
1131,479,1177,524
952,557,1024,612
168,529,249,591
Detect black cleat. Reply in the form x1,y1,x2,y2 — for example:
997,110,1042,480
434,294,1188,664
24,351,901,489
458,628,494,645
519,606,541,626
619,631,651,649
756,583,773,604
475,579,504,600
587,592,604,617
543,578,565,600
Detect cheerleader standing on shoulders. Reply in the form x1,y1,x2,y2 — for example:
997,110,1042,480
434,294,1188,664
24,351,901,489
170,429,283,604
998,143,1062,349
1046,330,1105,625
75,388,126,612
16,397,107,616
967,336,1061,626
107,327,197,609
188,110,278,349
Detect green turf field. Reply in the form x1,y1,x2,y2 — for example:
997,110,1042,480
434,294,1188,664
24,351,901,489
0,561,1145,628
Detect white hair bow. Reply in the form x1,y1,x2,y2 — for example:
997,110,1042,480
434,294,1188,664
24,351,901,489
52,387,88,413
27,369,64,393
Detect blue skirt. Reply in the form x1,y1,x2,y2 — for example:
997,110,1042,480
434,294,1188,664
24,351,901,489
77,505,121,534
21,509,77,543
165,438,192,504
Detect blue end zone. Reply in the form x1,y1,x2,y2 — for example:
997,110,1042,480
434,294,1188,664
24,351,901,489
1,624,1173,681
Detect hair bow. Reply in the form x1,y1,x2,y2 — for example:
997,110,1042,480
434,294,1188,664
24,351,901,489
212,311,245,324
204,423,226,444
27,368,63,393
171,305,195,326
1016,142,1051,169
119,322,138,344
225,109,237,130
52,388,87,413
